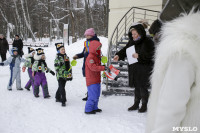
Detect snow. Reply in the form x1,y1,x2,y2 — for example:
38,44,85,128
0,37,146,133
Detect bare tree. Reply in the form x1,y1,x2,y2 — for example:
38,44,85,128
20,0,36,41
0,0,109,40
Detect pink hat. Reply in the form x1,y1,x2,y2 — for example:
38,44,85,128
84,28,95,36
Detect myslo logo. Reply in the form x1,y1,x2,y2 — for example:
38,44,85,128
172,127,198,132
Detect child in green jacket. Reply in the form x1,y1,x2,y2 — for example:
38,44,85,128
54,43,72,107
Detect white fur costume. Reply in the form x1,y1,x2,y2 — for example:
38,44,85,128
146,12,200,133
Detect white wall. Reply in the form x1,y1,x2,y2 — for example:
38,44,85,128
108,0,163,41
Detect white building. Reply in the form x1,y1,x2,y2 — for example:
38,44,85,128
108,0,167,41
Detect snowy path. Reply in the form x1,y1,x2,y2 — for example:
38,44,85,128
0,37,146,133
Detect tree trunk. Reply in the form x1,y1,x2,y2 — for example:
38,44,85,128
20,0,36,41
88,0,94,28
77,0,80,38
48,0,52,42
66,0,76,43
84,0,90,29
13,0,24,38
104,0,109,36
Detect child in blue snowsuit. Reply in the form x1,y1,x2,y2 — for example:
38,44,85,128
73,28,100,101
0,47,26,91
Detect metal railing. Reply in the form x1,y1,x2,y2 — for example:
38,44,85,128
106,7,160,90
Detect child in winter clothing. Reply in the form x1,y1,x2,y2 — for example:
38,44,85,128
0,47,26,91
73,28,100,101
54,43,72,107
22,47,35,91
85,40,106,114
32,48,55,98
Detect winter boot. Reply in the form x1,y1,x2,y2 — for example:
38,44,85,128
82,97,88,101
17,88,23,91
35,94,39,98
82,92,88,101
56,99,61,103
44,95,51,99
25,87,30,91
138,92,149,113
85,110,96,114
128,100,140,111
61,102,66,107
94,109,102,113
8,89,12,91
138,103,147,113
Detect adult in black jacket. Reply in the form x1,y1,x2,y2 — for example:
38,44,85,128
113,24,155,113
0,34,9,62
12,35,23,57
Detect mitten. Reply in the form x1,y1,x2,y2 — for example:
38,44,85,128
50,70,55,76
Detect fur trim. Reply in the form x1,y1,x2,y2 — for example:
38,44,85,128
34,54,42,61
152,11,200,86
24,54,32,59
146,11,200,132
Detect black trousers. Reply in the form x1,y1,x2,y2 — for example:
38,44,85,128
134,87,149,104
56,78,67,103
0,53,6,62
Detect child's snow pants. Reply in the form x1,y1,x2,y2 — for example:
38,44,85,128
85,83,101,112
8,66,21,90
25,68,34,90
34,72,49,97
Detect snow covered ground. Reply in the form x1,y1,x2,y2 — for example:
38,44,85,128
0,37,146,133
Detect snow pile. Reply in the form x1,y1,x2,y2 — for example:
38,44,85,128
0,37,146,133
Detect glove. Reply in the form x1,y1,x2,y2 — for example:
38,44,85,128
73,55,78,60
68,77,73,81
50,70,55,76
104,65,108,70
22,67,26,72
64,71,70,77
0,63,4,66
104,66,111,73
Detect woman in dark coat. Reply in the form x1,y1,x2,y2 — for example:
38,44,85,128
12,35,23,57
0,34,9,62
113,24,155,113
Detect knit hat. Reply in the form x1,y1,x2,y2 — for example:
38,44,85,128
55,43,64,51
34,48,45,61
149,19,162,35
28,47,35,54
15,35,19,38
36,48,44,56
84,28,95,36
11,47,18,54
